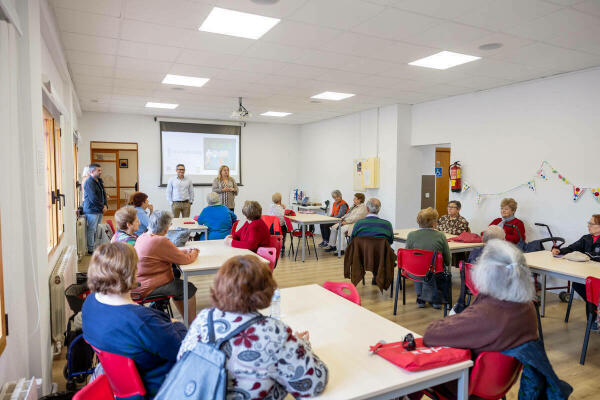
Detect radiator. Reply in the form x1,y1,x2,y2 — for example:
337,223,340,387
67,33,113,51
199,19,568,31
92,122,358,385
0,378,40,400
49,245,77,355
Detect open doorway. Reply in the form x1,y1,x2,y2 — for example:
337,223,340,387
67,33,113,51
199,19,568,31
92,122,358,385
90,141,139,216
435,147,451,218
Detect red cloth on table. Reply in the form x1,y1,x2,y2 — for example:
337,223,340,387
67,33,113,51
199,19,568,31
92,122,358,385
447,232,482,243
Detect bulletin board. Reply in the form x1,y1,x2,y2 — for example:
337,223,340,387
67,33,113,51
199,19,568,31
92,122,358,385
353,157,380,190
353,159,365,191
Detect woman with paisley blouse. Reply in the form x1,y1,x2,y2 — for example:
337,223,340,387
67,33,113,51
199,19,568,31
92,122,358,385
178,255,329,399
437,200,470,235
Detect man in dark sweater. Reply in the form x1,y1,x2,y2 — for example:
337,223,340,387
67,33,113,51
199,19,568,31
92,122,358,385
83,163,107,254
351,198,394,244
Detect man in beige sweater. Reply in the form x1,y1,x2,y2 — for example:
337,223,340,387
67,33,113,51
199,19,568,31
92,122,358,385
325,193,368,254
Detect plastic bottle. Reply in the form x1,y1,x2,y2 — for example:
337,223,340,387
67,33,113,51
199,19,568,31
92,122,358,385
271,289,281,320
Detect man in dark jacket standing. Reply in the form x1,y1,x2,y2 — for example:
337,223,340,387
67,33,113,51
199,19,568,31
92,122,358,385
83,163,107,254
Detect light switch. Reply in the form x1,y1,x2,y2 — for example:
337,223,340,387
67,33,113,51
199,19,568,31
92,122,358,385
425,193,430,198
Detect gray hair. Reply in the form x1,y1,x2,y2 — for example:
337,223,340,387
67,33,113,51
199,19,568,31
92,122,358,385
366,198,381,214
331,190,342,198
482,225,506,243
148,210,173,234
207,192,220,205
472,239,535,303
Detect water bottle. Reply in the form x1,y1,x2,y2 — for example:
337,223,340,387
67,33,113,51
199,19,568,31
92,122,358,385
271,289,281,320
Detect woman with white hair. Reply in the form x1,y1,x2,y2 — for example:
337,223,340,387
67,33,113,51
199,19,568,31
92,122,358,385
195,192,237,240
424,240,538,354
466,225,506,263
134,210,199,325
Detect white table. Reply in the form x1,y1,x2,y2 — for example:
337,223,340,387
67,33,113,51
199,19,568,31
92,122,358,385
180,240,267,327
170,217,208,240
292,203,326,213
278,285,472,400
524,251,600,317
286,214,342,261
394,228,485,254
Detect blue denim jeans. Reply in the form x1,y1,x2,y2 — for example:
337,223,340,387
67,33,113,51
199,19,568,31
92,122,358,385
85,213,102,252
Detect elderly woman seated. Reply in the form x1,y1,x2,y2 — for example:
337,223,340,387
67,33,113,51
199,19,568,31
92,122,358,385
325,193,368,254
437,200,470,235
319,190,349,247
82,242,187,398
490,197,526,245
421,240,538,399
135,210,199,325
130,191,154,236
179,255,329,398
406,207,451,309
467,225,506,263
224,200,271,252
195,192,237,240
111,206,140,246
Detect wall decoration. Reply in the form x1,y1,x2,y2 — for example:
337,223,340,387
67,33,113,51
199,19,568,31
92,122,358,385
527,180,536,192
462,182,471,192
573,186,585,202
119,159,128,168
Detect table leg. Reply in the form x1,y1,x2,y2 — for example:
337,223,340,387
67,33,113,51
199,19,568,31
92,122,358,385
337,223,342,258
301,224,306,262
456,367,469,400
541,274,547,318
204,228,208,240
183,271,189,328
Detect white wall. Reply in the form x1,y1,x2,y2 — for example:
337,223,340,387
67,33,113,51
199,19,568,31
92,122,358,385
78,112,301,216
412,67,600,244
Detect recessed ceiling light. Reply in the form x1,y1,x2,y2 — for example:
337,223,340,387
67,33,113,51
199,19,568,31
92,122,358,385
408,51,481,70
145,102,178,109
311,91,355,101
251,0,280,4
162,74,209,87
261,111,292,117
199,7,280,40
478,42,503,51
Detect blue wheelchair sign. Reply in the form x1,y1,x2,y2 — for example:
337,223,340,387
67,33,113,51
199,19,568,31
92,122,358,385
435,167,443,178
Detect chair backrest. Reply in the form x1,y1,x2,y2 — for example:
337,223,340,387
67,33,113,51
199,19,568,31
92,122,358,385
91,346,146,398
397,248,444,281
323,281,361,305
459,261,478,296
230,220,239,235
469,352,522,398
73,374,114,400
257,247,277,271
284,216,294,232
106,219,116,234
586,276,600,305
270,235,282,265
262,215,282,235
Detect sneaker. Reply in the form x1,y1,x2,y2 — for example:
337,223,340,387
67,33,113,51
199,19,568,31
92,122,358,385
318,242,328,248
417,299,426,308
431,303,442,310
87,250,94,255
324,247,337,253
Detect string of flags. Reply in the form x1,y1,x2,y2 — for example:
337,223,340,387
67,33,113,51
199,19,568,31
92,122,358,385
462,161,599,205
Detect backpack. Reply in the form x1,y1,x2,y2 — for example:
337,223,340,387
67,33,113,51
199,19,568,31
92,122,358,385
155,309,263,400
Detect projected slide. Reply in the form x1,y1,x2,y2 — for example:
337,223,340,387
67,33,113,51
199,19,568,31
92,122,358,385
161,130,240,185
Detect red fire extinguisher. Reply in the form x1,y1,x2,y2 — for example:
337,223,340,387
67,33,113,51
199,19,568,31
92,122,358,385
449,161,462,193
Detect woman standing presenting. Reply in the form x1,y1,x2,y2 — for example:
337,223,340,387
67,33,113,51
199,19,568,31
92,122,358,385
212,165,238,211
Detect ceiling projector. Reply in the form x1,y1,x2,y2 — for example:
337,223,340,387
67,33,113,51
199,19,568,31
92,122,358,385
231,97,252,119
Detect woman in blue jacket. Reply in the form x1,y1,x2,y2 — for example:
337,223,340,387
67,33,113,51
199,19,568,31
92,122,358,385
195,192,237,240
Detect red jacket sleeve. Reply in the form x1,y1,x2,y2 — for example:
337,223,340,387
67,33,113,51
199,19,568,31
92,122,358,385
232,222,247,241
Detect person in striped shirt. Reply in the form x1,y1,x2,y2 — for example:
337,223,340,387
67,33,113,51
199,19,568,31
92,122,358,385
350,198,394,244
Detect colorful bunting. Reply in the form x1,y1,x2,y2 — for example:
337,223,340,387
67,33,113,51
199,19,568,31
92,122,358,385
573,186,585,202
593,188,600,203
462,182,471,192
527,181,536,192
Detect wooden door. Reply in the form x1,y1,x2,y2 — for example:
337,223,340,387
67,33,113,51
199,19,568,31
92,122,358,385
435,148,451,218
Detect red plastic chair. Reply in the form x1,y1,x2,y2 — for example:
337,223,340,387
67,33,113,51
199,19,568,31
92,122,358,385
291,225,318,261
394,248,444,315
73,374,114,400
106,219,116,234
257,247,277,271
270,235,283,267
323,281,361,305
261,215,282,235
91,346,146,398
284,217,295,256
230,220,239,236
580,276,600,365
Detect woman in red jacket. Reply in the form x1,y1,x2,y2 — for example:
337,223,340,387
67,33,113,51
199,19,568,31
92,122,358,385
225,200,271,252
489,198,526,245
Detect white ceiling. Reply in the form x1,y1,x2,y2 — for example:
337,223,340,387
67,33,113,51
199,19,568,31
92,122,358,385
50,0,600,125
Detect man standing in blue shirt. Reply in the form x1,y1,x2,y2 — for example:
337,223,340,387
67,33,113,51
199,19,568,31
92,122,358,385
83,163,107,254
166,164,194,218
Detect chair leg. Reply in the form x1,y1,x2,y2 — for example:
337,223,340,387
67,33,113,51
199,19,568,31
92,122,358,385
294,237,300,262
390,269,393,299
393,271,401,315
580,312,594,365
466,293,472,306
565,285,575,323
402,276,406,306
312,236,318,260
534,301,544,343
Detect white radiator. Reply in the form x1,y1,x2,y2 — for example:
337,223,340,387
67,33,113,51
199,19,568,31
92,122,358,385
0,378,40,400
49,245,77,355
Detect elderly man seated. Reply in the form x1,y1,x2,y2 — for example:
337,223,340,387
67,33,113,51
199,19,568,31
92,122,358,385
350,198,394,244
195,192,237,240
325,193,368,255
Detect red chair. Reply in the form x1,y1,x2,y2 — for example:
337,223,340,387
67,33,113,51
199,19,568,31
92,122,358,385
580,276,600,365
73,374,114,400
261,215,282,235
257,247,277,271
91,346,146,398
270,235,283,267
291,224,318,261
323,281,361,305
106,219,116,235
283,217,295,257
394,248,445,316
422,352,522,400
230,220,239,236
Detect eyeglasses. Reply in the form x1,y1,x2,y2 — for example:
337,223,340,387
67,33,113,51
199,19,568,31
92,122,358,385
177,169,185,171
402,333,416,351
588,222,599,226
447,206,458,209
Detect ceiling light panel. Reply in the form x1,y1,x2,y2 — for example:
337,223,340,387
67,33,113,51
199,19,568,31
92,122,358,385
408,51,481,70
199,7,280,40
310,91,355,101
162,74,210,87
145,102,178,109
261,111,292,117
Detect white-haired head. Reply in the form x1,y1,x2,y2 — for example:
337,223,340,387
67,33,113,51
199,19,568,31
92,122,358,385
206,192,220,206
482,225,506,243
472,239,535,303
148,210,173,234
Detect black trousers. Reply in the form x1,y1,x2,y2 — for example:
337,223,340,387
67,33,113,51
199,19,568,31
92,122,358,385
573,282,597,321
320,223,334,242
280,224,287,252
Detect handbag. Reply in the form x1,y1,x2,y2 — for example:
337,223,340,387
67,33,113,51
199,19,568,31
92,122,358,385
166,227,191,247
370,337,471,372
420,251,452,305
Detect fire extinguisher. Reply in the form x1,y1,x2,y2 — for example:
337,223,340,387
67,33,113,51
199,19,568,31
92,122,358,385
449,161,462,192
